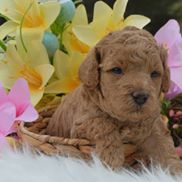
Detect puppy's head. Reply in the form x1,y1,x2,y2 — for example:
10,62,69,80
79,27,170,122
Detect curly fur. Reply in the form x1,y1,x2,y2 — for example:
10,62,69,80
46,27,182,174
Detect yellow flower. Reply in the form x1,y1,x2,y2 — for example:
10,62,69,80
73,0,151,47
62,5,90,54
45,49,85,94
0,39,54,105
47,4,88,94
0,0,60,40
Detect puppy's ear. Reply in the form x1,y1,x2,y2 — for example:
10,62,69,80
160,46,170,93
79,47,100,89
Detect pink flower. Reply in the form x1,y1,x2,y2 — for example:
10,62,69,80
155,19,182,99
176,147,182,157
0,78,38,149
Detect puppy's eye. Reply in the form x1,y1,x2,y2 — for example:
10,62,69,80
111,67,123,75
151,71,161,78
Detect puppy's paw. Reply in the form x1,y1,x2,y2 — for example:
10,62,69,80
96,144,124,170
105,154,124,171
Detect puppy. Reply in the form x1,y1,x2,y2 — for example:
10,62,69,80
47,27,182,174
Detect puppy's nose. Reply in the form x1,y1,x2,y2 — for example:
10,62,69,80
132,91,149,106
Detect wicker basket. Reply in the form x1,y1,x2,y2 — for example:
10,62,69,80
17,104,149,168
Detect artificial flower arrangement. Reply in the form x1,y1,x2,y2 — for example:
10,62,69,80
0,0,182,156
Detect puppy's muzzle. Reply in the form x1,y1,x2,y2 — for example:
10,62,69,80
131,91,149,106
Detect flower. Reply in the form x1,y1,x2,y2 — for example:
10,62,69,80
62,4,90,54
0,78,38,149
45,4,88,94
0,39,54,105
56,0,76,25
45,49,85,93
42,32,59,58
155,19,182,99
176,147,182,157
73,0,150,48
0,0,60,40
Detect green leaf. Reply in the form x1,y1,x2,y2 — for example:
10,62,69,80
51,1,75,36
0,39,7,51
51,19,65,36
161,99,171,115
59,42,68,54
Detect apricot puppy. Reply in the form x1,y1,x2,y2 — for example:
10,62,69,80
47,27,182,174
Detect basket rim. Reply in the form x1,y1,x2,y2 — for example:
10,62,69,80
18,122,92,147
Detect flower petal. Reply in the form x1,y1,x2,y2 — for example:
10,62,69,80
170,67,182,90
53,50,69,79
45,79,74,94
48,50,84,94
112,0,128,24
93,1,112,21
165,81,182,99
167,38,182,67
124,15,151,29
34,64,54,89
0,102,16,135
7,123,17,135
0,65,17,90
67,52,85,77
11,0,41,25
25,40,50,67
176,147,182,157
73,25,99,47
8,78,30,116
0,83,7,105
54,49,85,79
39,2,61,29
23,0,42,24
16,104,38,122
6,45,24,69
30,89,44,106
0,0,21,23
155,19,181,48
72,5,88,26
16,29,44,60
0,21,18,40
90,18,109,37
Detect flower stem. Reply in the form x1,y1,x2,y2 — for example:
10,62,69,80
20,2,34,53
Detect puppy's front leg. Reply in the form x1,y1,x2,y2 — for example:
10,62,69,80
71,117,124,170
142,119,182,175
